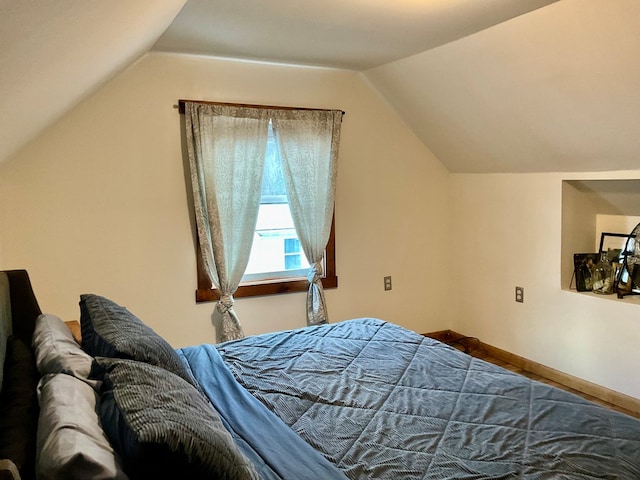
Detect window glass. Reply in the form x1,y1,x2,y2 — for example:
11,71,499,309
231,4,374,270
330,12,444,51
242,123,310,283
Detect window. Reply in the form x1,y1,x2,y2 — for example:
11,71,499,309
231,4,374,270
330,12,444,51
284,238,303,270
242,124,310,282
195,121,337,302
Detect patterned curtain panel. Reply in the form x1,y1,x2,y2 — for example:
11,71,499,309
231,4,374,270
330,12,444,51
272,109,342,325
185,103,270,341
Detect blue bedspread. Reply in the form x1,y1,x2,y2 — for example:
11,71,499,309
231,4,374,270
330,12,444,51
183,318,640,479
178,343,348,480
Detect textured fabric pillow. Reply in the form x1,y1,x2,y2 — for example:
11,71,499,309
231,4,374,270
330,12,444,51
94,357,259,480
32,314,98,388
80,294,197,388
0,336,39,479
36,373,128,480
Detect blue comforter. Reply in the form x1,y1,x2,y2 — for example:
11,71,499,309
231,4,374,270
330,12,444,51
181,318,640,479
178,344,347,480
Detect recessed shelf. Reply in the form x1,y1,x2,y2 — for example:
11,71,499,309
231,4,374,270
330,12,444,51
561,179,640,297
563,288,640,304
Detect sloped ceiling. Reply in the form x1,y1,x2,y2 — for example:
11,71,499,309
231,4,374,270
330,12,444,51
2,0,639,174
365,0,640,173
0,0,186,165
153,0,557,71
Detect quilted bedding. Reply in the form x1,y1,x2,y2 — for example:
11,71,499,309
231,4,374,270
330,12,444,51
184,318,640,479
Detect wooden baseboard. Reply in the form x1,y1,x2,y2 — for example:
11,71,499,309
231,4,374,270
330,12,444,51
423,330,470,345
423,330,640,416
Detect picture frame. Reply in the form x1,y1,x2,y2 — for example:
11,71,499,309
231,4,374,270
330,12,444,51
573,253,598,292
598,232,632,261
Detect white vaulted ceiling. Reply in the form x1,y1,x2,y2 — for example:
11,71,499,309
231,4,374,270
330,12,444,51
365,0,640,172
0,0,187,165
153,0,558,71
3,0,640,174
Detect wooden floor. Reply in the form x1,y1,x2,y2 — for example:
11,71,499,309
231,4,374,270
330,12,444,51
463,343,640,419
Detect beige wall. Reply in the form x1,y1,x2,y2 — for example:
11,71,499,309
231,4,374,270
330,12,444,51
451,171,640,399
3,51,638,400
0,53,453,347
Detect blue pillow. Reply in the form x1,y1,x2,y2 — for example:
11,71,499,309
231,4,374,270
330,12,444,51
93,357,259,480
80,294,197,389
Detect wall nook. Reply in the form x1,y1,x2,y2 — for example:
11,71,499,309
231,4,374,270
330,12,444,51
562,179,640,300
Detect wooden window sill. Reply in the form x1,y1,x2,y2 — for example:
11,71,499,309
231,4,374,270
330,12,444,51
196,275,337,302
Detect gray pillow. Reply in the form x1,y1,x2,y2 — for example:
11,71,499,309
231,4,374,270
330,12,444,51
32,313,98,388
79,294,198,389
94,357,259,480
36,373,129,480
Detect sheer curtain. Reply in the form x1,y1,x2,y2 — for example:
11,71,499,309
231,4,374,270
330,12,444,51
185,102,270,341
272,109,342,325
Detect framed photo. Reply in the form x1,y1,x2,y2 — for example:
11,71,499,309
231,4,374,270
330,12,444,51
573,253,598,292
599,232,632,262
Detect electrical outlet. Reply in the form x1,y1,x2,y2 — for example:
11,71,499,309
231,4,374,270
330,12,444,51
384,276,392,291
515,286,524,303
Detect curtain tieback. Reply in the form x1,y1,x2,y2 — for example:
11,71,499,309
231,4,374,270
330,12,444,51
308,262,323,284
216,293,235,314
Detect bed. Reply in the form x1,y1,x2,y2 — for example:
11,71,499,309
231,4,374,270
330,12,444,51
1,270,639,479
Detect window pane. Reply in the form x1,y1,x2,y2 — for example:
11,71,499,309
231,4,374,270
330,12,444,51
284,254,302,270
284,238,301,254
242,123,309,282
260,125,287,203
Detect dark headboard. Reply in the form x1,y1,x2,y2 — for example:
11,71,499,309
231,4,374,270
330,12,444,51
3,270,41,343
1,270,42,480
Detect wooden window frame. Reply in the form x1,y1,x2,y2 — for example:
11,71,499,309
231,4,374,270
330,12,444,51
195,213,337,303
183,99,342,303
